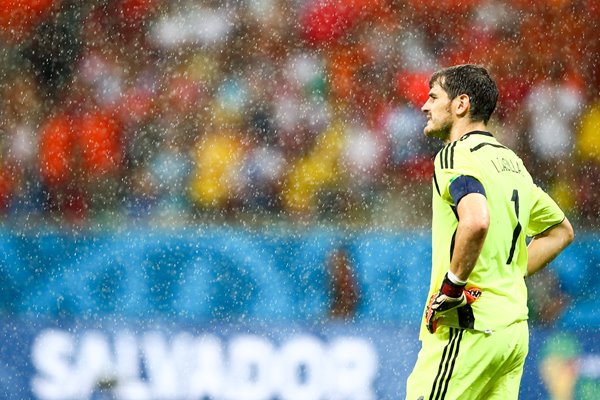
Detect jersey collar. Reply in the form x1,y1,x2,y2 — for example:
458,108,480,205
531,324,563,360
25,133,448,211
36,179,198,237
460,131,494,141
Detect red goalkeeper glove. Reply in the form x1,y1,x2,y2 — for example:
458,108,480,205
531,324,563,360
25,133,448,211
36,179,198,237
426,273,467,334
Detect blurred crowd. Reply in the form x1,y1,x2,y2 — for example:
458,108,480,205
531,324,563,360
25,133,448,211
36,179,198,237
0,0,598,227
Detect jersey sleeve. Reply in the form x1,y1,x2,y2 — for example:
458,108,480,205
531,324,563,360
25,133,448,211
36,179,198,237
434,142,484,206
527,185,565,236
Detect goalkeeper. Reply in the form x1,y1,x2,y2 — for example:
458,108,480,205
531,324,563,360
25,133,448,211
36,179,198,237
405,64,574,400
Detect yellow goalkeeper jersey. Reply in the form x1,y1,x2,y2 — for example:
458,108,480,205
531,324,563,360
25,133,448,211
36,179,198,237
420,131,565,338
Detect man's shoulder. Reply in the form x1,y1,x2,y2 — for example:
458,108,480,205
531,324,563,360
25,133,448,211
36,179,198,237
435,137,484,170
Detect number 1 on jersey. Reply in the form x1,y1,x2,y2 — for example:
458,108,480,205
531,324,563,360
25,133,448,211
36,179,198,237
507,189,522,264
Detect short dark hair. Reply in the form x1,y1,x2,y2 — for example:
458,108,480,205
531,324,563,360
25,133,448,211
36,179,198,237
429,64,498,124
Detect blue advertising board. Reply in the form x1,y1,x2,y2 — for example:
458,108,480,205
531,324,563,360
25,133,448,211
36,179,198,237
1,318,599,399
0,227,598,399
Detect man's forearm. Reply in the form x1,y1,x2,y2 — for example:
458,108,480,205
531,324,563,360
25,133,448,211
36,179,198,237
450,220,488,281
527,218,574,277
451,194,490,281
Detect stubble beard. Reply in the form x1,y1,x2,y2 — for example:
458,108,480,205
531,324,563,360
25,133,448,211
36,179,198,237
424,118,452,141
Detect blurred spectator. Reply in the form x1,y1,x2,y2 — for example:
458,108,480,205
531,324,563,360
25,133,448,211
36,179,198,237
326,245,360,320
22,0,83,101
382,99,428,173
539,332,600,400
188,122,247,213
148,131,192,221
539,333,580,400
526,269,570,327
523,62,584,218
282,121,343,217
77,107,123,214
340,123,389,216
37,71,124,221
38,109,86,220
524,63,584,184
575,101,600,225
238,104,286,213
0,71,43,215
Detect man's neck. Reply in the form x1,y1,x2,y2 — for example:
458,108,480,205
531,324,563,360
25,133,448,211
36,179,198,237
446,120,488,143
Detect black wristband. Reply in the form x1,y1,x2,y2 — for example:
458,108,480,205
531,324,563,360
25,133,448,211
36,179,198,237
440,273,465,297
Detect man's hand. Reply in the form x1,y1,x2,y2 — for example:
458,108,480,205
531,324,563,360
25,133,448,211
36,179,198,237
426,273,467,334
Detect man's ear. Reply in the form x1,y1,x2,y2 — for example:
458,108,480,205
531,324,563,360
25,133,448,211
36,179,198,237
454,94,471,117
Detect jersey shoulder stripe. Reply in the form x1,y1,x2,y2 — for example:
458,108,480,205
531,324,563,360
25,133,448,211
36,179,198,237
448,141,457,169
435,146,445,169
437,146,446,169
438,142,458,170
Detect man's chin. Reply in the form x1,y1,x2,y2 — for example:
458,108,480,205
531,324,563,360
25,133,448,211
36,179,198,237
424,125,450,140
424,128,445,140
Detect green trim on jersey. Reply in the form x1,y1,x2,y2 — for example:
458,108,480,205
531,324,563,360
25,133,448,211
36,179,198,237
420,131,565,338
